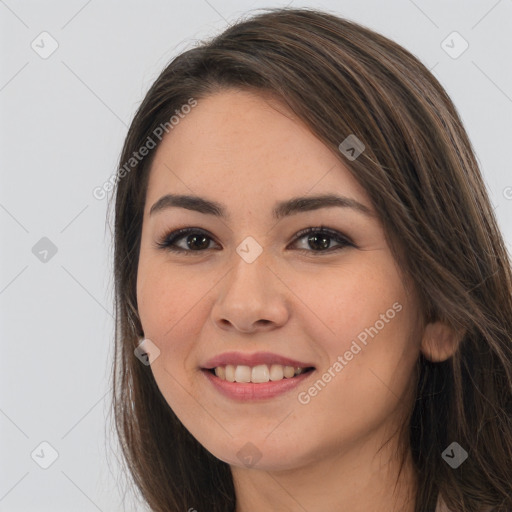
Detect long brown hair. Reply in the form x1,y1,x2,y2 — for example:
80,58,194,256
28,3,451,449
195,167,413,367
110,7,512,511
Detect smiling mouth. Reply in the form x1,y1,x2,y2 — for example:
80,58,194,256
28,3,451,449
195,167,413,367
206,364,315,383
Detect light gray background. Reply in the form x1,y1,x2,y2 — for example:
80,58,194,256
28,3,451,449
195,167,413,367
1,1,511,511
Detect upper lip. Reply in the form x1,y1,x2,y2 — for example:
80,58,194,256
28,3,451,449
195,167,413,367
202,351,315,369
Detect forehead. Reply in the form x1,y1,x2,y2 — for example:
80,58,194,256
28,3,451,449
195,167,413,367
144,89,371,216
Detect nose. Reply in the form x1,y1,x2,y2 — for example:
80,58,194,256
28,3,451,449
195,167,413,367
211,248,290,334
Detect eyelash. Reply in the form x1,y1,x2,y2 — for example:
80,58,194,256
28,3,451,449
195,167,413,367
155,226,354,256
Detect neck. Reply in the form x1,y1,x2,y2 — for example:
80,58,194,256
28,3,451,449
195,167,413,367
231,429,418,512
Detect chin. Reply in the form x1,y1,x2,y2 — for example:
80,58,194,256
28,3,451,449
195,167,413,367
199,433,312,472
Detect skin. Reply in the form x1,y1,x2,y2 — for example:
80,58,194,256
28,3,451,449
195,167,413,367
136,89,458,512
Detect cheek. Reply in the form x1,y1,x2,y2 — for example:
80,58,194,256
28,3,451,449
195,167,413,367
292,257,410,352
138,246,191,331
294,257,420,411
136,260,208,415
136,256,211,370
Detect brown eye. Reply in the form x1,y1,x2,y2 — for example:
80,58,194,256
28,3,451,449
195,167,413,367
156,228,219,255
290,226,354,254
155,225,354,256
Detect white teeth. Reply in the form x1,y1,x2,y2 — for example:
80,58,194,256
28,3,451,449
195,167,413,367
269,364,284,381
283,366,295,378
252,364,270,383
234,365,251,383
214,366,226,379
225,364,236,382
212,364,308,383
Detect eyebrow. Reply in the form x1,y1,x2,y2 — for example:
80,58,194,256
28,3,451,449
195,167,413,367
149,193,374,220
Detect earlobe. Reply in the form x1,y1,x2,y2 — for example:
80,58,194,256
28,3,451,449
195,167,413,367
420,321,464,362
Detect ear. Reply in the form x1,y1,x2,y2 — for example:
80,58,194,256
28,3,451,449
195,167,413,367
420,321,464,362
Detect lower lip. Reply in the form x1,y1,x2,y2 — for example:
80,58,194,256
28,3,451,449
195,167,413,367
202,369,315,401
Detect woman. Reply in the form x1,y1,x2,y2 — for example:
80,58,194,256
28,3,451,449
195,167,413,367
110,7,512,512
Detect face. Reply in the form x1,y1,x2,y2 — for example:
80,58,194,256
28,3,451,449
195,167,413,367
136,89,423,471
